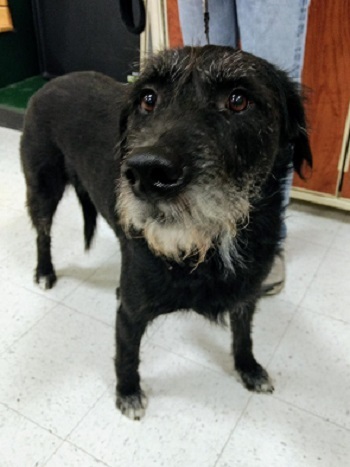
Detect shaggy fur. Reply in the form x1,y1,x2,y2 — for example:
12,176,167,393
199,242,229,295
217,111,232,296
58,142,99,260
20,46,312,420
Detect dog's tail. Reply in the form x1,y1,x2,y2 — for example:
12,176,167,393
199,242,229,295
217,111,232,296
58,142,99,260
74,183,98,250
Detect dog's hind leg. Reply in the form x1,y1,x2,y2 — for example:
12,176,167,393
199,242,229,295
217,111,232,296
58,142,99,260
72,179,97,250
22,143,67,289
230,300,274,393
115,304,148,420
34,218,57,290
28,174,66,289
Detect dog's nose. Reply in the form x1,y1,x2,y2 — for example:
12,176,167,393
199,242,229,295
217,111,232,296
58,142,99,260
124,149,187,199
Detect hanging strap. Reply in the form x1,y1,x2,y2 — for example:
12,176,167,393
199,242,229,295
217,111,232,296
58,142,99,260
119,0,146,35
202,0,210,44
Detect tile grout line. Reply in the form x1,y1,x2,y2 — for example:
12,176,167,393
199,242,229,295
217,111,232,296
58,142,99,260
41,384,116,467
48,439,113,467
50,248,120,305
264,305,299,371
262,240,337,391
271,394,350,434
294,303,350,326
294,240,333,310
56,300,117,330
144,340,236,379
0,298,59,359
1,277,119,360
213,394,254,467
0,400,67,465
263,240,335,376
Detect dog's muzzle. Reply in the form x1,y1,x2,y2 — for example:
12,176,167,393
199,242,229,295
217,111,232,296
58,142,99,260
123,148,189,200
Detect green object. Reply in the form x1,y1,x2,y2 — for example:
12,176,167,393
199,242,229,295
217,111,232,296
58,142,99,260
127,72,140,83
0,0,39,88
0,75,46,111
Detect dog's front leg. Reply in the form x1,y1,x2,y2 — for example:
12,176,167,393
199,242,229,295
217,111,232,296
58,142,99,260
230,300,274,393
115,304,148,420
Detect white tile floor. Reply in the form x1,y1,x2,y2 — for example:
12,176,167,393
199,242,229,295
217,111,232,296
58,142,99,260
1,125,350,467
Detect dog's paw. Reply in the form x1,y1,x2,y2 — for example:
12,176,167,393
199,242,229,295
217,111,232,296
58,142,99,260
35,271,57,290
237,364,274,394
117,391,148,420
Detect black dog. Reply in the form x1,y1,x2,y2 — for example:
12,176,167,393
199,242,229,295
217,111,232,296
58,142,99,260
20,46,312,420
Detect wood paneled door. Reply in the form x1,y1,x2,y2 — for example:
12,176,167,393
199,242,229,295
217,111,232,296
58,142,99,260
294,0,350,205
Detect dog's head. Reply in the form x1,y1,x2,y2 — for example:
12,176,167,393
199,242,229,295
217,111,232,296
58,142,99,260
117,46,312,265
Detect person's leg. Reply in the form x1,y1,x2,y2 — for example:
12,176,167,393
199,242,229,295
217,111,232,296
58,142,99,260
177,0,238,47
235,0,310,294
236,0,310,81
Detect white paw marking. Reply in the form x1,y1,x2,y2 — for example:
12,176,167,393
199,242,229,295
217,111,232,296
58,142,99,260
37,276,51,290
118,392,148,420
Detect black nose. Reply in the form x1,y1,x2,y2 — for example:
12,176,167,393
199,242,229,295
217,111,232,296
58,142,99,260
124,149,187,199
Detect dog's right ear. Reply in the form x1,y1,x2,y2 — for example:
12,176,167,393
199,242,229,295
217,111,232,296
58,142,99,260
281,78,313,180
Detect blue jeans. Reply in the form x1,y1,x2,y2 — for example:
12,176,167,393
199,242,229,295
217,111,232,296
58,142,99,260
178,0,310,80
236,0,310,81
177,0,237,47
177,0,310,243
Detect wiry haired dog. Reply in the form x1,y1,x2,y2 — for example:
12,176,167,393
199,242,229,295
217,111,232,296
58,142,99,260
21,46,312,420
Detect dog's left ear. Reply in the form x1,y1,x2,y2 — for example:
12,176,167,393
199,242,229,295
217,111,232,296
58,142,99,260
279,77,313,179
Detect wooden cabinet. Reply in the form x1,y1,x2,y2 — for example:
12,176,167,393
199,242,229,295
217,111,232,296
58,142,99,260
292,0,350,210
150,0,350,209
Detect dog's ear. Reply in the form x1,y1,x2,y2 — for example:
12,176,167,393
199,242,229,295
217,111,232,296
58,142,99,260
279,77,313,179
118,96,133,158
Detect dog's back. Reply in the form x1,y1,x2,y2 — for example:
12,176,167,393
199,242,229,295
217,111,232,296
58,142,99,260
21,71,126,287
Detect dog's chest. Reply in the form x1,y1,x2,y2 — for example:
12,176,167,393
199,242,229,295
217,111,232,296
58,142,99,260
161,260,246,317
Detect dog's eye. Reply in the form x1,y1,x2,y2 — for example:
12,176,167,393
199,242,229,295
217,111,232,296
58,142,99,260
227,92,250,112
140,90,157,113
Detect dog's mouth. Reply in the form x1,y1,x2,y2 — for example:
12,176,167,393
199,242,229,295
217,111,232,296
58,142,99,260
117,173,251,269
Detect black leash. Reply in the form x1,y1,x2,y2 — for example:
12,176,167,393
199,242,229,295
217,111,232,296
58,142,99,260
203,0,210,44
119,0,211,45
119,0,146,35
